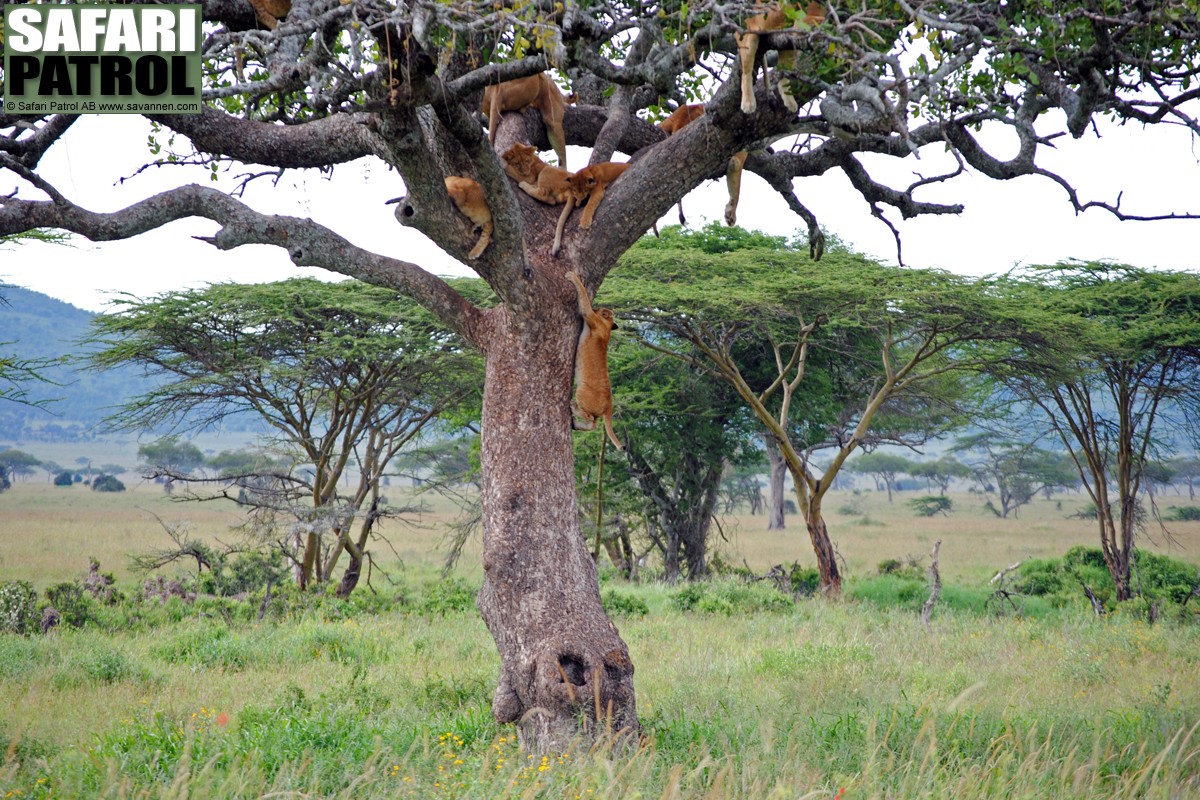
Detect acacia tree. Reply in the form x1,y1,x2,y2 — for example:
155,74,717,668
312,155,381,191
908,455,971,495
137,437,207,493
950,432,1075,517
608,227,1057,595
4,0,1200,748
93,278,480,596
609,338,756,582
0,449,40,492
1169,455,1200,501
1005,264,1200,600
848,452,913,503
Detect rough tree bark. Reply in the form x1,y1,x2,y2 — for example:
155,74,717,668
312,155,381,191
801,493,841,596
474,297,637,750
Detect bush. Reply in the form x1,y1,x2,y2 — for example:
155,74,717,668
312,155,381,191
1165,506,1200,521
669,583,706,612
416,578,475,615
196,549,288,597
45,582,94,628
1015,547,1199,612
669,580,792,615
1132,550,1200,604
91,474,126,492
788,566,820,597
53,470,74,487
1012,559,1065,597
0,581,40,635
601,588,649,616
877,558,924,582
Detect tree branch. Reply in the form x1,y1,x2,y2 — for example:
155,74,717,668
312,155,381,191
0,185,486,348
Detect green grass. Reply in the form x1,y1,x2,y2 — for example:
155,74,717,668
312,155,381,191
2,482,1199,797
1,591,1198,798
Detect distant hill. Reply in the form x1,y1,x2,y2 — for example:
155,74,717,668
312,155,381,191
0,285,152,440
1,286,267,444
0,286,143,438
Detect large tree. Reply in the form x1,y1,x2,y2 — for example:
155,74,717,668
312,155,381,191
950,432,1076,518
609,227,1052,594
93,278,481,596
3,0,1200,749
1005,264,1200,600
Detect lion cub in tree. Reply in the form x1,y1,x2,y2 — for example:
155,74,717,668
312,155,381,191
501,143,574,206
247,0,290,28
444,177,493,260
738,2,826,114
564,162,631,230
658,103,706,135
550,161,631,255
565,271,622,450
482,74,575,169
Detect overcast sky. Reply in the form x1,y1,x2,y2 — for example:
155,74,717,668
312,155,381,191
3,110,1199,313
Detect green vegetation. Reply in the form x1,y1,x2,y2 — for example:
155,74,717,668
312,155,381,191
1015,547,1200,612
1,566,1198,799
907,495,952,517
90,474,126,493
1,469,1199,798
1167,507,1200,522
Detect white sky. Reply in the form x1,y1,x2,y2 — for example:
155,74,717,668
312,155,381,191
3,111,1199,313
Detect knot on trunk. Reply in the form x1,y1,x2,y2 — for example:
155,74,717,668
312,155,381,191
388,195,419,228
492,635,638,752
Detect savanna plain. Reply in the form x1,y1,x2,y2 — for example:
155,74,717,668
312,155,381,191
2,478,1199,799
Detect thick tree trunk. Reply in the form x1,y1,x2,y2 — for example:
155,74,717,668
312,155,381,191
682,464,721,579
474,303,638,753
335,552,362,598
1096,500,1133,601
802,500,841,597
764,434,787,530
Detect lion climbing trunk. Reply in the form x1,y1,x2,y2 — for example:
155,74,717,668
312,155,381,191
475,301,639,752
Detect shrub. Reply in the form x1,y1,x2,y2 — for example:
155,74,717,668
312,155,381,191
1015,547,1199,612
1165,506,1200,521
91,474,126,492
53,470,74,487
0,581,40,635
1131,550,1200,604
45,582,94,628
702,581,792,614
417,578,475,615
877,558,924,582
788,566,820,597
669,583,706,612
197,549,288,597
601,588,649,616
1012,559,1065,597
669,580,793,615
